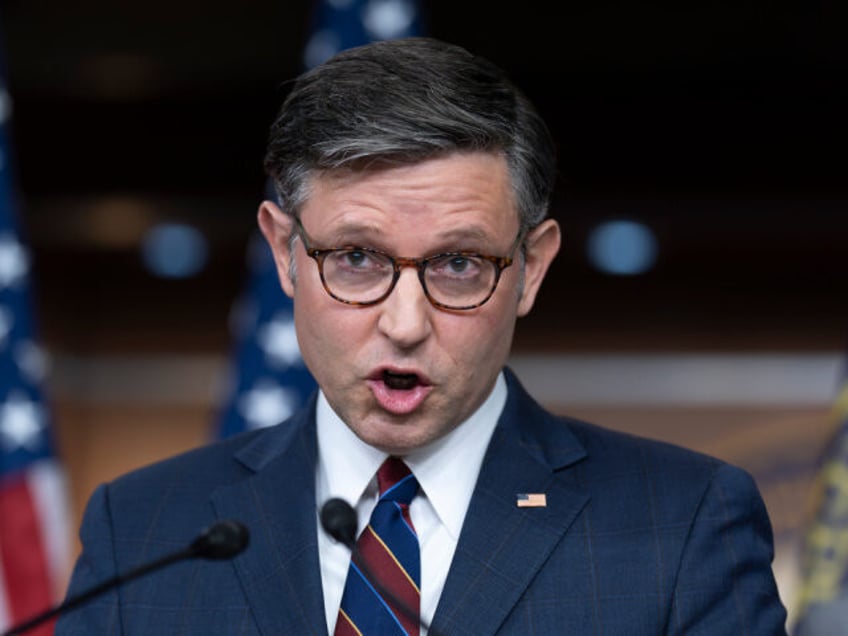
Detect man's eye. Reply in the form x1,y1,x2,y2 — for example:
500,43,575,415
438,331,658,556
431,254,484,278
332,249,389,272
447,257,471,273
344,250,370,267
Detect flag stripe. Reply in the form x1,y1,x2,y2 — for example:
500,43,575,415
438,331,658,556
28,461,72,595
0,476,53,622
0,560,9,630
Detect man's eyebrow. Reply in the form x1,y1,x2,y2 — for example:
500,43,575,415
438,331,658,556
321,223,498,251
434,227,493,243
426,228,504,252
311,220,381,244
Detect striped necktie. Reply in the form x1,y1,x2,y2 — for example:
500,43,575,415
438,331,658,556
335,457,421,636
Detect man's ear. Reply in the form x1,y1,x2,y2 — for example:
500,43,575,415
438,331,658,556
257,200,296,298
517,218,561,317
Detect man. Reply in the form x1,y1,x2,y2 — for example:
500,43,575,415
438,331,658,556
57,37,787,634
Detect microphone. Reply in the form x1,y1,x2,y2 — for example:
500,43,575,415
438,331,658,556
320,497,358,547
190,519,250,559
320,498,436,635
2,520,249,636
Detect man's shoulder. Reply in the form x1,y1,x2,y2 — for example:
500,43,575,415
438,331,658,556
504,366,731,481
108,427,266,492
567,416,721,470
560,415,761,509
108,394,317,495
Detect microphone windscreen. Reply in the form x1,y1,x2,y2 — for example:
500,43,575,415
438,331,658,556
191,520,250,559
320,498,358,547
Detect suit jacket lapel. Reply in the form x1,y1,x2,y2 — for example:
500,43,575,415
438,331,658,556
211,395,329,636
431,370,590,636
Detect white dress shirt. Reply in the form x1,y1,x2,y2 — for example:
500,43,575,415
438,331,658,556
315,372,507,634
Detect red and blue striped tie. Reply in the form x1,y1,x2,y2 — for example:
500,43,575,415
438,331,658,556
335,457,421,636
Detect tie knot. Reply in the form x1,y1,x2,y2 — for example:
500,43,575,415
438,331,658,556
376,457,418,504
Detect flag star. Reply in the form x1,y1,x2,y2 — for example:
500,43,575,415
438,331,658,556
238,382,298,429
257,314,303,368
0,234,30,288
16,340,49,383
363,0,416,40
0,392,46,451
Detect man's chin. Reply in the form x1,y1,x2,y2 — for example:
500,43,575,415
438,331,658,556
355,418,434,456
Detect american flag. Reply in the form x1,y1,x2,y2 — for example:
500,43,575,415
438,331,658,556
516,493,548,508
0,20,71,636
213,183,317,438
214,0,423,439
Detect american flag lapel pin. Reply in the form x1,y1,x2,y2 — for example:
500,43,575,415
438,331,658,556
516,493,547,508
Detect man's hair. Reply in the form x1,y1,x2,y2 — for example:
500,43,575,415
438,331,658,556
264,37,557,233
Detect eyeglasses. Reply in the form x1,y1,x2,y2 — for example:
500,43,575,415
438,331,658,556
293,216,523,311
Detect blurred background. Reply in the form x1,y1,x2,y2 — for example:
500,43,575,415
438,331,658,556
0,0,846,631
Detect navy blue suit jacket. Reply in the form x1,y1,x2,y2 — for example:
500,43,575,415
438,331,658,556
57,369,787,634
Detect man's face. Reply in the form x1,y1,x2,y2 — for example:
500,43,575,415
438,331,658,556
259,152,560,455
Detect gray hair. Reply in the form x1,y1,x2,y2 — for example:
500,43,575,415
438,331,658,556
264,37,557,234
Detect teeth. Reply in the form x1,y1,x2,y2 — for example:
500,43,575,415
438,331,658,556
383,371,419,390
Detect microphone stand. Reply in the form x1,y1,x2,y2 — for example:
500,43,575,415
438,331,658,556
3,548,193,636
2,520,249,636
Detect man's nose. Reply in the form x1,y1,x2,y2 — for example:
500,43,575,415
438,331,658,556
376,267,433,349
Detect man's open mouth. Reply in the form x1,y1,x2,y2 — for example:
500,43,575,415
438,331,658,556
382,370,422,391
367,368,433,415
